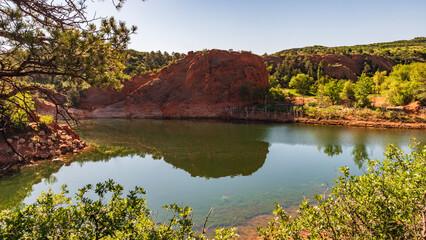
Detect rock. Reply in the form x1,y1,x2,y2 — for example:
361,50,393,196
38,130,45,136
41,146,46,150
36,143,41,148
18,138,26,144
69,50,269,119
405,101,421,114
59,144,71,154
40,153,49,159
6,139,13,144
47,139,54,146
28,143,34,148
61,125,80,140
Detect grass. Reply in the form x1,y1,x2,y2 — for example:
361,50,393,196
284,88,316,98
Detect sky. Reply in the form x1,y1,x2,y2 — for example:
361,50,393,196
86,0,426,55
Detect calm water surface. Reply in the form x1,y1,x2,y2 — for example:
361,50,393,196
0,119,424,228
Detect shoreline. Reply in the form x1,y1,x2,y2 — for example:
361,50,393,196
74,115,426,129
294,117,426,130
1,116,424,174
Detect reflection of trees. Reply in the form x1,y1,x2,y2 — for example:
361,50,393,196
314,127,343,157
352,144,369,168
321,144,343,157
77,119,269,178
351,131,370,168
0,161,63,210
0,146,144,210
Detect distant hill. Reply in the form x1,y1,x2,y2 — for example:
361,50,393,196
124,49,186,77
264,38,426,85
272,37,426,65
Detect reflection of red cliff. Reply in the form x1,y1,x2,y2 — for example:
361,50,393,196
71,50,269,119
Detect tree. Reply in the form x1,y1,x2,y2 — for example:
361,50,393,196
354,74,374,107
289,73,314,95
320,79,345,104
340,80,356,101
317,60,325,81
381,63,426,105
372,70,387,94
0,0,138,133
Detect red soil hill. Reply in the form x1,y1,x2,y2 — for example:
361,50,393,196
71,50,269,119
264,54,395,81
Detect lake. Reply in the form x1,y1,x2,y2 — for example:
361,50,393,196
0,119,424,232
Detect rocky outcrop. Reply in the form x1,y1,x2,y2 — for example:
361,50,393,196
263,54,395,81
52,50,270,119
0,122,88,172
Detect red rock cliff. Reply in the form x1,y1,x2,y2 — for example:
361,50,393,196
263,54,395,81
70,50,269,119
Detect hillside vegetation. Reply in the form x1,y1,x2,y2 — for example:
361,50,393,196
264,38,426,113
273,37,426,64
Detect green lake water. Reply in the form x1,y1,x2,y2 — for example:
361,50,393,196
0,119,424,228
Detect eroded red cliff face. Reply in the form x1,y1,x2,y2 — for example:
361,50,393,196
68,50,270,119
264,54,395,81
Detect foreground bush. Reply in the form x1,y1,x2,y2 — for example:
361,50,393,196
0,180,237,240
258,143,426,239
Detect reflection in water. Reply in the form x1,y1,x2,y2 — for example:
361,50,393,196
0,120,424,227
319,144,343,157
0,161,65,209
78,120,269,178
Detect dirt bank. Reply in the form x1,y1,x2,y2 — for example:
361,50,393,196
295,117,426,129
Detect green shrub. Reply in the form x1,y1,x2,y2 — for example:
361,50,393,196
321,79,345,104
0,180,238,239
39,115,53,128
2,93,35,131
258,143,426,239
381,62,426,106
340,80,356,101
289,74,314,95
268,86,288,101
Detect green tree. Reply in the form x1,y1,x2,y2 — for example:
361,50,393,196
372,70,387,94
354,74,374,107
317,60,325,81
289,74,314,95
340,80,356,101
0,0,138,133
381,62,426,105
321,79,345,104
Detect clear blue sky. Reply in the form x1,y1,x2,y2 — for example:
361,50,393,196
87,0,426,55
